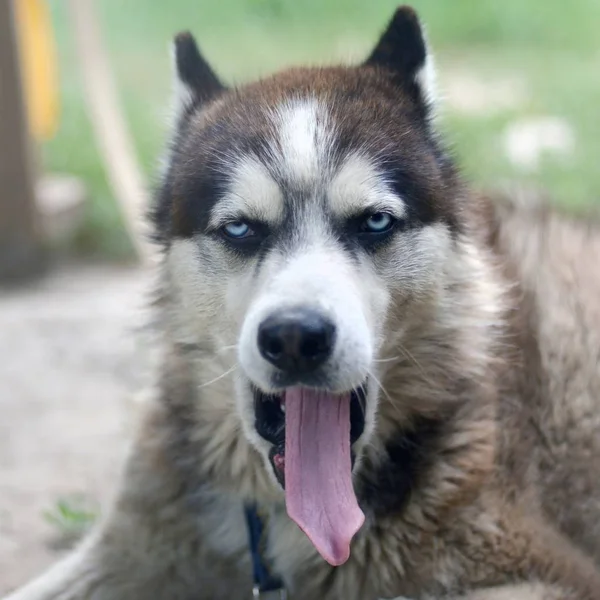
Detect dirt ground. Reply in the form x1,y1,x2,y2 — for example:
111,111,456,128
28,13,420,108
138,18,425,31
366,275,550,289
0,265,153,594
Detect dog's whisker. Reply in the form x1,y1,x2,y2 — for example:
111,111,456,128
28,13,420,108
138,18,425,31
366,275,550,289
368,370,404,422
395,344,441,393
198,365,237,389
373,355,401,364
396,343,428,378
368,371,391,403
216,344,238,354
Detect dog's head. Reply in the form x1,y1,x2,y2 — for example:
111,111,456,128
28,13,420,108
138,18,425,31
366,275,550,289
156,6,463,565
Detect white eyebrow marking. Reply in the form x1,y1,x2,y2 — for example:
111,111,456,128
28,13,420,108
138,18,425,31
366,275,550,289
209,155,284,228
328,153,407,218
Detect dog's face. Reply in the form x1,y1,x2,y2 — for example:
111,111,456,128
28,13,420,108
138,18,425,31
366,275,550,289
157,7,462,565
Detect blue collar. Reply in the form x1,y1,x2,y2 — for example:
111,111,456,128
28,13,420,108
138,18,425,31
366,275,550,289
244,503,287,599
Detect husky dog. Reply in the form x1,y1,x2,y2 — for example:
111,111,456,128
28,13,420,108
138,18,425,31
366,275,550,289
6,6,600,600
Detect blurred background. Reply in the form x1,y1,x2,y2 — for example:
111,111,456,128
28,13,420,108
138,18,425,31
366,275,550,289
1,0,599,593
41,0,600,257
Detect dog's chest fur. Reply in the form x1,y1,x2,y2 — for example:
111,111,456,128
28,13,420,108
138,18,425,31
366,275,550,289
194,482,464,599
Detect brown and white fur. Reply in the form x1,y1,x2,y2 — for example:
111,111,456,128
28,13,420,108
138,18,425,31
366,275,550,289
6,6,600,600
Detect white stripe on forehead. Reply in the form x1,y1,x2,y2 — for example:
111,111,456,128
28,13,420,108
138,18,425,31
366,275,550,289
209,155,284,227
209,103,405,229
329,153,407,219
271,98,332,185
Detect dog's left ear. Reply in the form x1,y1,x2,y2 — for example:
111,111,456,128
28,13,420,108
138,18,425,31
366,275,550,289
366,6,437,110
171,32,227,120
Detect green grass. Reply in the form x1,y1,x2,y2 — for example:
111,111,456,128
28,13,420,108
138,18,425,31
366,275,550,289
44,495,98,549
44,0,600,257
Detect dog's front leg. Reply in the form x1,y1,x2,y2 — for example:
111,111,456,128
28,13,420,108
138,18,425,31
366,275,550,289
4,537,105,600
3,402,252,600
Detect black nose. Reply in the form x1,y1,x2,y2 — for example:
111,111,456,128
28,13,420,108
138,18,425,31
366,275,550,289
258,308,336,375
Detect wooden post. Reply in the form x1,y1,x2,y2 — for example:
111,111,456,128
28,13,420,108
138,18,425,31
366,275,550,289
0,0,45,282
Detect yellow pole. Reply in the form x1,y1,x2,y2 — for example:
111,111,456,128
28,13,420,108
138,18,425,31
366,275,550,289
13,0,59,142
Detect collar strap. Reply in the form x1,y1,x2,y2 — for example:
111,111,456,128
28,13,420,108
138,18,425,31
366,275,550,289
244,503,287,599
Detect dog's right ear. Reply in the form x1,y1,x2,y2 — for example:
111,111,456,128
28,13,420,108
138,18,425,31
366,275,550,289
365,7,437,112
172,32,226,118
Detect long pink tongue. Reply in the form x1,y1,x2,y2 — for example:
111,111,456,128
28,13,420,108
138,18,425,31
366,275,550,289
284,387,365,566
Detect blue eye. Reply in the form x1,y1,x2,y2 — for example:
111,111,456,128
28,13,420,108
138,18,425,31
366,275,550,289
223,221,252,238
363,212,394,233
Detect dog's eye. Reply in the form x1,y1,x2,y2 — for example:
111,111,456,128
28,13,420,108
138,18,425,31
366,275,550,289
222,221,253,239
362,212,395,233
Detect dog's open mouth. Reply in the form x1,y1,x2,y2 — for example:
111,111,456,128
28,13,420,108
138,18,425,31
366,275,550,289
254,386,367,484
253,384,367,566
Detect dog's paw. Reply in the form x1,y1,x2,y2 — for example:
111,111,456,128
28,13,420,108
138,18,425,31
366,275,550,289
3,549,107,600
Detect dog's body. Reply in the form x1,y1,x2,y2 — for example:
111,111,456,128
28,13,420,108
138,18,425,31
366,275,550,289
7,7,600,600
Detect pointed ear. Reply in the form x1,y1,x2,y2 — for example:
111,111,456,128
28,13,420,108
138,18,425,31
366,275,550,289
171,32,226,118
366,6,437,109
